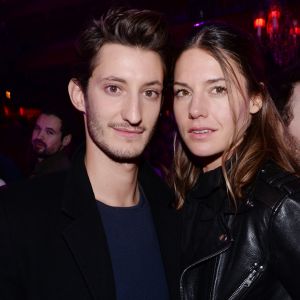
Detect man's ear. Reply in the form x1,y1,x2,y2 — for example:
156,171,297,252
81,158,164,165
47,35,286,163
249,95,263,114
62,134,72,148
68,79,86,113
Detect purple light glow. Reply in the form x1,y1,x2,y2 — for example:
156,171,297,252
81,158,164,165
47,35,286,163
193,22,204,27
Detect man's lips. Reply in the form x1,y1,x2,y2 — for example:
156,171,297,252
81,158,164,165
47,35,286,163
113,127,144,134
32,139,46,148
112,126,145,137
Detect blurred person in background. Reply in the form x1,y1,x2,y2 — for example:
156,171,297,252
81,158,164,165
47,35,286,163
29,105,72,177
271,63,300,156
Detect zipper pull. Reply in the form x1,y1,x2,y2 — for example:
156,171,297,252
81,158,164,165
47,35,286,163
244,265,264,287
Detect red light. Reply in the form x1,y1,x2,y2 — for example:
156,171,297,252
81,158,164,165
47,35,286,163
254,18,266,28
269,9,281,19
289,26,300,36
19,107,25,117
3,105,10,117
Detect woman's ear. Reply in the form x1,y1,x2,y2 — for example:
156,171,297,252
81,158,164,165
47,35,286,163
249,95,262,114
68,79,86,113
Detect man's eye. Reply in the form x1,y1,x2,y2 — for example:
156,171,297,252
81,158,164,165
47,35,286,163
144,90,160,99
47,131,54,135
105,85,121,95
174,89,190,97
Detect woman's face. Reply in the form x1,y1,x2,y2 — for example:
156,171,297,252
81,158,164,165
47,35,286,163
173,48,260,172
288,82,300,148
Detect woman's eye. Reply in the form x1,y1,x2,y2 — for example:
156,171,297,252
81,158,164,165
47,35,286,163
144,90,160,99
105,85,121,95
174,89,190,97
211,86,227,95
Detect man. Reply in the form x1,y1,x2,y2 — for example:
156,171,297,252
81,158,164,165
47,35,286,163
30,107,72,177
0,8,180,300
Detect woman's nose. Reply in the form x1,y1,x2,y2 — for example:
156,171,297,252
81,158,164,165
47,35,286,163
188,96,208,119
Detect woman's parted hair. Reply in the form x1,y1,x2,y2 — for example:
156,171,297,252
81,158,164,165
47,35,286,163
172,22,300,209
73,7,169,93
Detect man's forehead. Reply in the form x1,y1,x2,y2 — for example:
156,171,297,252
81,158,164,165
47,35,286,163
36,114,62,130
92,43,164,79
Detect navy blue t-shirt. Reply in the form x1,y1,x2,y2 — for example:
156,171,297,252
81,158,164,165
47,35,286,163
96,191,169,300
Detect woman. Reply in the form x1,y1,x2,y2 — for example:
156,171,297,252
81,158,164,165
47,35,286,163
172,22,300,299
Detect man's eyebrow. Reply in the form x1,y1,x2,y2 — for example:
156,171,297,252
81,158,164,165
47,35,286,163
143,80,163,87
102,76,126,83
102,77,162,87
45,127,56,132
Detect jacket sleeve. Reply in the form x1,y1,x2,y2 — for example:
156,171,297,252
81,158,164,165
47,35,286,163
0,194,23,299
270,194,300,299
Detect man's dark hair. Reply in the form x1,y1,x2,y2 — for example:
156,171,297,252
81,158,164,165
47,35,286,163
271,63,300,126
73,7,169,93
39,105,72,138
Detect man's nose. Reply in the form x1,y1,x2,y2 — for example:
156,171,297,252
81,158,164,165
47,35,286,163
36,130,45,140
121,94,142,125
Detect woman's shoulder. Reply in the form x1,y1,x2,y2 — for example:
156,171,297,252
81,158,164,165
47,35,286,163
252,160,300,210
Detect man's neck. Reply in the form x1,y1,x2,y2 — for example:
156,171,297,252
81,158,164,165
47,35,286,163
37,157,44,163
36,151,62,163
85,144,140,207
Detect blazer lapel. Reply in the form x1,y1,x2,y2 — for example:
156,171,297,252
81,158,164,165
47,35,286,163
60,152,116,300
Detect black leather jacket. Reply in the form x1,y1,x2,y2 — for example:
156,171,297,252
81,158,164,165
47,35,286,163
180,161,300,300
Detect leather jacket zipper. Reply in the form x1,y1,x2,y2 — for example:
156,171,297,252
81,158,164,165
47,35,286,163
180,242,232,300
228,263,264,300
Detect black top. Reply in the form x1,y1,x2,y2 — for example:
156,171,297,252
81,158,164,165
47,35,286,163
186,167,225,218
182,166,227,272
96,191,169,300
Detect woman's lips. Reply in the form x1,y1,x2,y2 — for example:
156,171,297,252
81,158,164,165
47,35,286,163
188,127,216,138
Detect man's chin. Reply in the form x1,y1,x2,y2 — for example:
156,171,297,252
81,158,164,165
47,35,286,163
32,145,45,153
107,151,142,164
102,147,143,164
34,150,49,160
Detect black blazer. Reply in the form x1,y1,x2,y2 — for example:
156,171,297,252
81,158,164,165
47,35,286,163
0,152,180,300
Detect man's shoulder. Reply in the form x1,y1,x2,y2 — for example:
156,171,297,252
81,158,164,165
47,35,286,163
32,152,71,177
0,171,68,209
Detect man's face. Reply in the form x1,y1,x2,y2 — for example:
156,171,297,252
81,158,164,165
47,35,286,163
75,43,164,162
288,83,300,148
31,114,64,158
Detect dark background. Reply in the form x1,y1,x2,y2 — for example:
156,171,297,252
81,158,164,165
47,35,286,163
0,0,299,107
0,0,299,177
